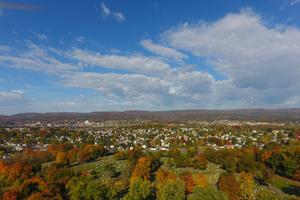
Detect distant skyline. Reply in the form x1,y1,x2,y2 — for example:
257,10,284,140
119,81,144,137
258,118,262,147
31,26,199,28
1,0,300,114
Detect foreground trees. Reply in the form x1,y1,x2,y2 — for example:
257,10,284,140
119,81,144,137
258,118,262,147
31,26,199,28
124,178,152,200
156,179,185,200
217,173,240,200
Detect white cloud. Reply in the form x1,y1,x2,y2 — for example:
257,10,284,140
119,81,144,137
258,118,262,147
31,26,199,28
61,69,215,108
141,39,186,61
62,72,170,98
0,42,80,73
71,48,171,75
290,0,300,6
0,90,24,102
165,10,300,90
99,2,125,22
0,45,12,52
112,12,125,22
35,33,48,41
100,2,110,17
75,36,85,43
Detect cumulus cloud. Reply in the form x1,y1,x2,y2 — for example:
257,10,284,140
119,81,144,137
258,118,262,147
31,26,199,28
100,2,125,22
165,10,300,90
61,69,216,108
141,39,186,61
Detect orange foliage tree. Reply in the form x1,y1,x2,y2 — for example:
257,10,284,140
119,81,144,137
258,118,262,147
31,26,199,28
131,156,152,181
155,168,177,190
2,189,18,200
55,152,68,164
181,172,195,193
193,173,207,188
217,172,240,200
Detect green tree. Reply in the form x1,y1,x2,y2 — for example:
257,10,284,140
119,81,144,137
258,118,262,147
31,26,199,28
67,176,89,200
85,179,108,200
124,178,152,200
223,156,237,173
237,154,256,173
157,179,185,200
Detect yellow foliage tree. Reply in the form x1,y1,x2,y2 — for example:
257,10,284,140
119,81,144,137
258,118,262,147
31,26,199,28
239,172,254,200
193,173,207,188
55,152,67,164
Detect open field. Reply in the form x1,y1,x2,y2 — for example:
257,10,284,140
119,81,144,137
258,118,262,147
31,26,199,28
271,175,300,197
70,156,130,177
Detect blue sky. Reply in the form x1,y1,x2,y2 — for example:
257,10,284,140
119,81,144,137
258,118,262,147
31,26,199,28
0,0,300,114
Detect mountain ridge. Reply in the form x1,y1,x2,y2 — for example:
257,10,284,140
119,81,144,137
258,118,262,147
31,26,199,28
1,108,300,123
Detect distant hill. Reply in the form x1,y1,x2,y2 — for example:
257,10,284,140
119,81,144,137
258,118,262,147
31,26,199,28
1,109,300,124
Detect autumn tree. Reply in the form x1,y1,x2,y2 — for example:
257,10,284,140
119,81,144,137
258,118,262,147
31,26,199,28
217,173,240,200
157,179,185,200
155,168,177,190
239,172,254,200
255,163,274,185
127,147,144,163
131,156,152,181
260,151,273,162
56,152,68,164
2,189,18,200
114,150,126,160
181,172,196,194
192,154,208,170
124,178,152,200
26,192,48,200
193,173,207,188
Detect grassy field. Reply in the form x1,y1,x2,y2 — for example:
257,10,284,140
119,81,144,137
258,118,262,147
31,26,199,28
270,175,300,197
70,156,130,177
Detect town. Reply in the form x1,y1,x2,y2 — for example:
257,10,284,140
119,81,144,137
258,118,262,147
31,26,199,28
1,119,298,158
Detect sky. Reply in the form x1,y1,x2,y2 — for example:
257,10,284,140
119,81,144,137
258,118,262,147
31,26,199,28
0,0,300,114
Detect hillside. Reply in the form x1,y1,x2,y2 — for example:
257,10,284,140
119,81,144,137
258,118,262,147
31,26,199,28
1,108,300,124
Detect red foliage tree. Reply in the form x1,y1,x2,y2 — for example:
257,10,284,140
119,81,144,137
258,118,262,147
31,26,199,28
217,173,240,200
